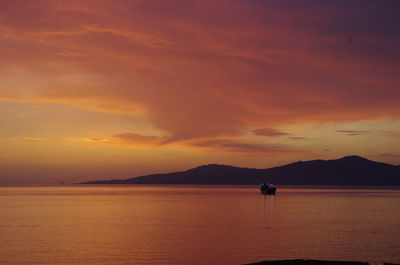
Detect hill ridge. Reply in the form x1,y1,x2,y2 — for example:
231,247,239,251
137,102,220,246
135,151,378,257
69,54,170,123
81,156,400,185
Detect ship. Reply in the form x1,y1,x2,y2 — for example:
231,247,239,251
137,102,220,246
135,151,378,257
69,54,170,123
259,182,276,195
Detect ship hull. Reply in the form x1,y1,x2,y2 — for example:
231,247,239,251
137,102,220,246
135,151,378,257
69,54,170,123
260,187,276,195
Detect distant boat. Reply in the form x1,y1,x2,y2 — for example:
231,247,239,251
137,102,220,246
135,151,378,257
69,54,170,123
259,182,276,195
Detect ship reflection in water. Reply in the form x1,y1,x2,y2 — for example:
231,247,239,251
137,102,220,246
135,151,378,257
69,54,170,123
260,189,275,216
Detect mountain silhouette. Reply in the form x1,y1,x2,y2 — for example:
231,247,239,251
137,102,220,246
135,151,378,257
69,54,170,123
81,156,400,185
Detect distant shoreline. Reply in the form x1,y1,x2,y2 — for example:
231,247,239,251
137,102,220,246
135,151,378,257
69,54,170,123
2,184,400,190
81,156,400,186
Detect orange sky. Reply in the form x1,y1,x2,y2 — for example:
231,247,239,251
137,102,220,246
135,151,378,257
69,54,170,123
0,0,399,183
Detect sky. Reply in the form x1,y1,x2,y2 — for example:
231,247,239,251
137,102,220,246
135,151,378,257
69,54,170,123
0,0,399,184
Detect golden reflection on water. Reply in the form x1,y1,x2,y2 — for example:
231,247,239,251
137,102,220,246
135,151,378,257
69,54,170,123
0,185,399,265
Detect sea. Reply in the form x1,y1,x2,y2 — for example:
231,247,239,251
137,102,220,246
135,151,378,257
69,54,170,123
0,185,399,265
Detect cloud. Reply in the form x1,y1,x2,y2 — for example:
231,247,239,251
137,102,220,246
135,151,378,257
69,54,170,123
0,137,19,141
380,131,400,138
380,153,400,158
288,137,307,140
22,137,47,141
336,130,370,136
252,128,290,137
82,138,109,143
83,132,299,155
0,0,399,143
81,133,297,155
0,137,47,141
188,138,296,154
110,133,166,145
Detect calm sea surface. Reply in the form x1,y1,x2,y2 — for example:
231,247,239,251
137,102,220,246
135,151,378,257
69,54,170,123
0,185,399,265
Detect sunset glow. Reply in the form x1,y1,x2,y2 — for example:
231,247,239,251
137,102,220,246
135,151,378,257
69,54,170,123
1,0,399,183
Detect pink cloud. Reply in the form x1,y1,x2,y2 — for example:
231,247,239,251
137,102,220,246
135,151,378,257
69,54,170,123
0,0,399,143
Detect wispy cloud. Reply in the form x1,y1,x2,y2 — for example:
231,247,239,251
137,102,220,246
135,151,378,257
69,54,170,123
0,137,47,141
337,130,370,136
22,137,47,141
380,153,400,158
0,137,19,141
252,128,290,137
188,138,297,155
288,136,307,140
380,131,400,138
82,138,110,143
110,133,167,146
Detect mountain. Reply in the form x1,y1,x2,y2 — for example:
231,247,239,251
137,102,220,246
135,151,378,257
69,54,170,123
81,156,400,185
